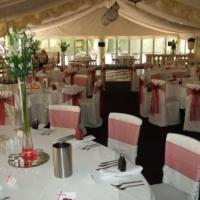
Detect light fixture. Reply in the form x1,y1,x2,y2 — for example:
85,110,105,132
102,2,120,26
128,0,142,5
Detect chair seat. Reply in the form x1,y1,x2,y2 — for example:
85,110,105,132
151,183,188,200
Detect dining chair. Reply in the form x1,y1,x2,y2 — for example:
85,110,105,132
74,74,89,96
0,89,15,125
79,80,103,129
108,112,142,164
148,79,180,127
49,104,80,134
151,133,200,200
183,83,200,132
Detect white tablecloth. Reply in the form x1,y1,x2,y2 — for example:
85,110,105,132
0,126,155,200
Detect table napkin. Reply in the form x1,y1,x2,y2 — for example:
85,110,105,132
99,165,143,180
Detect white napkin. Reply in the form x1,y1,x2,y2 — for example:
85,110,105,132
99,165,143,180
66,135,95,146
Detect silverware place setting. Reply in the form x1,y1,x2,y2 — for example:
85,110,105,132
96,160,118,170
40,129,55,135
111,180,144,190
81,143,100,150
98,159,118,167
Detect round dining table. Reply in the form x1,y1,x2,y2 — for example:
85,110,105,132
0,126,156,200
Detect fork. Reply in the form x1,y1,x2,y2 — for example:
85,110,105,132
96,163,118,170
111,180,143,188
82,143,100,150
99,160,118,167
118,183,145,190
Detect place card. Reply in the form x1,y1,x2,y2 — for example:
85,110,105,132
57,191,76,200
6,175,17,187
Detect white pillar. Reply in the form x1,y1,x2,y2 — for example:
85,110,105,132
98,38,105,65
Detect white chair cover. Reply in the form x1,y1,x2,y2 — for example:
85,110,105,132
148,79,180,127
87,67,96,97
152,133,200,200
49,104,80,134
108,112,142,164
183,83,200,132
49,69,65,85
139,76,151,118
80,80,103,130
74,74,89,96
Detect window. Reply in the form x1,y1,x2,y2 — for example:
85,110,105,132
117,38,128,54
130,37,141,63
65,39,74,54
154,37,165,54
75,39,86,55
142,37,153,63
49,39,60,52
105,38,116,64
40,39,48,50
88,38,98,61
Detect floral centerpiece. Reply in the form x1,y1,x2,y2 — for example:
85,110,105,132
58,40,70,66
58,40,70,52
4,27,37,167
168,39,177,54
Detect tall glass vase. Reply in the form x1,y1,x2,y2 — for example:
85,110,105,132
61,51,65,67
18,78,35,167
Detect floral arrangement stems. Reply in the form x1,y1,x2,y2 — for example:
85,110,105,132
5,27,37,167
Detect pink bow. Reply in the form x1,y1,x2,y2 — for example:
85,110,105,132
187,88,200,121
150,84,165,115
0,96,14,125
88,69,96,89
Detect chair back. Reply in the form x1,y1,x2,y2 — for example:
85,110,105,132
108,112,142,163
183,84,200,132
74,74,88,87
163,133,200,200
171,69,189,78
49,105,80,132
150,79,166,116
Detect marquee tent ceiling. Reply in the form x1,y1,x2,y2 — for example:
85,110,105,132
0,0,200,36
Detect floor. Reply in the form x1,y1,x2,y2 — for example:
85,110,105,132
86,81,200,185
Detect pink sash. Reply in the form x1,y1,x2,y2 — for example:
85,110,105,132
0,96,14,125
109,118,140,145
187,88,200,121
150,84,165,115
165,141,200,181
62,92,82,106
